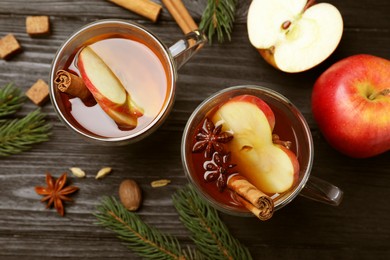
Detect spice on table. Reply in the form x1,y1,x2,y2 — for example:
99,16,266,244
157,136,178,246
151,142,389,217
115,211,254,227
35,173,79,216
119,179,142,211
95,167,112,179
0,34,22,60
107,0,162,23
151,179,171,188
26,16,50,37
54,70,92,101
25,79,50,106
162,0,198,34
69,167,86,178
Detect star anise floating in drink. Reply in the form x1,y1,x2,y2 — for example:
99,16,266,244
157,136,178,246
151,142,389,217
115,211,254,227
35,173,79,216
192,118,237,191
192,117,233,158
204,152,237,192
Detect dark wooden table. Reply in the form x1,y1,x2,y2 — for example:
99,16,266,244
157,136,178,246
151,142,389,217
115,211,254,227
1,0,389,259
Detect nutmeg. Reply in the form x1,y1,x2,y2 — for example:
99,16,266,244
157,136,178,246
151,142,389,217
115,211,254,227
119,179,142,211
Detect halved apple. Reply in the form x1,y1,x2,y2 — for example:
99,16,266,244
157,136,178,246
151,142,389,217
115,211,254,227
247,0,343,73
212,95,299,194
77,46,143,129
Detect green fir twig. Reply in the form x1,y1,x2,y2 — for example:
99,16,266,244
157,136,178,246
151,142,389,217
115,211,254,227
0,109,51,157
0,83,26,117
173,184,252,260
94,196,200,260
199,0,237,44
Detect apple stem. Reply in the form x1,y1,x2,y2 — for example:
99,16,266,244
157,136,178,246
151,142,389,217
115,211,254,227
368,89,390,100
272,134,292,149
303,0,316,12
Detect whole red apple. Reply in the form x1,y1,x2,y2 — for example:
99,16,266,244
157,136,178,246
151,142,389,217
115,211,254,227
312,54,390,158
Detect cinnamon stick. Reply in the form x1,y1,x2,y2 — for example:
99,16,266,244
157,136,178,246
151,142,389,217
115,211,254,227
54,70,92,100
108,0,162,23
162,0,198,34
228,174,274,220
236,195,273,221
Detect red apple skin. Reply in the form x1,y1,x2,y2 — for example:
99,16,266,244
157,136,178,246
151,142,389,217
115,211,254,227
78,57,128,113
228,95,276,129
312,54,390,158
276,144,300,185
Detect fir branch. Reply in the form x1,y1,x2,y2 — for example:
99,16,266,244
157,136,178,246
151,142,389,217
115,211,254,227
172,184,252,260
199,0,237,44
94,196,200,260
0,83,26,117
0,109,51,157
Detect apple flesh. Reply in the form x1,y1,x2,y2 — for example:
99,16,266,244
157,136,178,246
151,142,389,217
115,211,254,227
212,95,299,194
247,0,343,73
78,46,143,129
312,54,390,158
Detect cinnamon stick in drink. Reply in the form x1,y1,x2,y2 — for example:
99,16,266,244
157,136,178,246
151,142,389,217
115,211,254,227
54,70,92,100
236,195,273,221
228,174,274,220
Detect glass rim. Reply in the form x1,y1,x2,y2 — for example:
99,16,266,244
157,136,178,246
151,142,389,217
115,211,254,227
181,85,314,216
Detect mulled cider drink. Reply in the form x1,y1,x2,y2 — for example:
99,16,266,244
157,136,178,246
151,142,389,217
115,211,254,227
182,86,314,218
58,34,170,138
50,20,207,144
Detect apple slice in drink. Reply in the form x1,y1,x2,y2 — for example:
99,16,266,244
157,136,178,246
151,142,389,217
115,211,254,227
212,95,299,194
78,46,143,129
247,0,343,73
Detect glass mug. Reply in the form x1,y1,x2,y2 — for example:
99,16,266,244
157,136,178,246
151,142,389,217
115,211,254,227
49,19,207,145
181,85,343,216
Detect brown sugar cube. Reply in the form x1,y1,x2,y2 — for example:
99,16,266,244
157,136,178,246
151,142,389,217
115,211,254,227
26,16,50,36
0,34,22,60
26,79,50,106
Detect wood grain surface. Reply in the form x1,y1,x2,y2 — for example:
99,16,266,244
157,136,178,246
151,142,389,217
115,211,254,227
1,0,390,259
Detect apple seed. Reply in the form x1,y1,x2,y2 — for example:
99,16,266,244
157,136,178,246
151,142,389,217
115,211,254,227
281,21,291,30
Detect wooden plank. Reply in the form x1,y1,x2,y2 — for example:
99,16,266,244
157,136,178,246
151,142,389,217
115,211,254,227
1,0,390,259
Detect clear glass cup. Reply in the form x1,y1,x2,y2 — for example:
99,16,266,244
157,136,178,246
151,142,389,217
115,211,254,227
181,85,343,216
49,19,207,145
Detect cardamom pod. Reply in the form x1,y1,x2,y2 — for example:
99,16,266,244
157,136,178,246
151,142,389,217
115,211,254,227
96,167,112,179
151,179,171,188
69,167,86,178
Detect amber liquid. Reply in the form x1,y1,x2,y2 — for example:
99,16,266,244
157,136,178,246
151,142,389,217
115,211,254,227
189,102,300,211
60,34,170,138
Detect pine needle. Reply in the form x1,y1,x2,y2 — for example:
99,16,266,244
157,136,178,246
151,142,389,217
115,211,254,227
94,196,200,260
199,0,237,44
172,184,252,260
0,83,26,117
0,109,51,157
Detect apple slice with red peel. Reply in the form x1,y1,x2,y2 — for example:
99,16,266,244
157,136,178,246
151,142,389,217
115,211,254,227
212,95,299,194
78,46,143,129
247,0,343,73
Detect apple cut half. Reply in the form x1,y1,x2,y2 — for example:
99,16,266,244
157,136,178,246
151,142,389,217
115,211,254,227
78,46,143,129
212,95,299,194
248,0,343,73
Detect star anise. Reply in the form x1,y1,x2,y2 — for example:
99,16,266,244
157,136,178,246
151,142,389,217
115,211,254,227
204,152,237,192
192,117,233,158
35,173,79,216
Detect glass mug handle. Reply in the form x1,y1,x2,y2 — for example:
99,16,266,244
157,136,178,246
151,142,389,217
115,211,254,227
168,30,207,70
300,176,344,206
